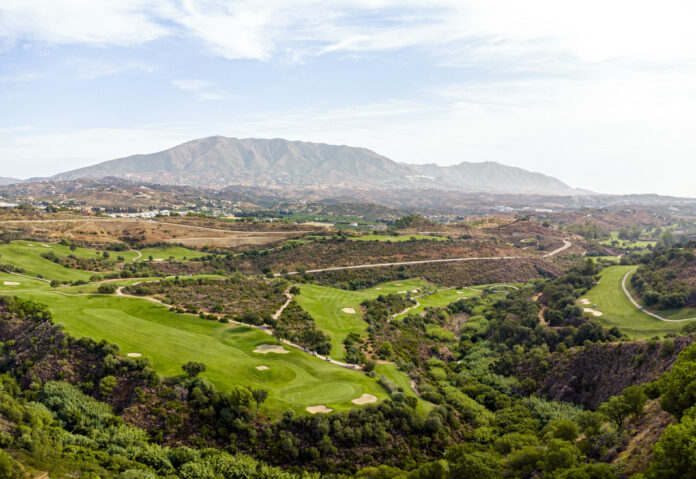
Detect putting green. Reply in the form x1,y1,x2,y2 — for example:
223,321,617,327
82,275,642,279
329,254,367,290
295,279,430,360
582,266,695,338
1,290,391,417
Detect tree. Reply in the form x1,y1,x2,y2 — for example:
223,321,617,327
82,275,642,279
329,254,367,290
98,375,117,397
622,385,647,417
97,283,117,294
182,361,206,378
600,395,632,430
251,388,268,416
377,341,393,359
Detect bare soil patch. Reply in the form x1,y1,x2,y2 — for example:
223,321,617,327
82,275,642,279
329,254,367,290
351,393,378,405
253,344,289,354
306,405,333,414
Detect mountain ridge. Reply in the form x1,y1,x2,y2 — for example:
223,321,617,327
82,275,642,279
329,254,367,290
47,135,583,195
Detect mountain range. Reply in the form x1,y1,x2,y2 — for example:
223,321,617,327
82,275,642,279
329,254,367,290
46,136,581,195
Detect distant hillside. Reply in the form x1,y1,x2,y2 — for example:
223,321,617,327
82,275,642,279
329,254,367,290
0,177,21,186
403,161,572,194
49,135,579,195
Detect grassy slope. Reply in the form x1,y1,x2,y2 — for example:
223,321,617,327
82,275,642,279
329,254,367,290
582,265,695,338
1,290,390,417
295,279,429,360
598,231,656,249
0,241,106,282
0,272,50,290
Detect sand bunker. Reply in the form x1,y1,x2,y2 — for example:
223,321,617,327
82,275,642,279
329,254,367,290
254,344,289,354
395,283,403,286
256,365,270,370
153,258,164,262
306,405,333,414
375,287,381,290
127,352,142,358
583,308,603,317
26,244,34,247
342,307,356,314
398,291,407,294
579,298,591,305
351,394,378,405
411,289,419,293
41,244,51,248
3,281,19,286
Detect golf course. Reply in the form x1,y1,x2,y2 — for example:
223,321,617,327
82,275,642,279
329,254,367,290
581,265,696,338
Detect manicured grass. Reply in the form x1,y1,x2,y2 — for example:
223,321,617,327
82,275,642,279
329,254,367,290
0,241,99,282
1,290,390,417
375,363,433,415
349,234,448,242
295,279,430,360
392,283,520,320
0,272,50,290
136,246,210,262
598,232,656,249
582,266,695,338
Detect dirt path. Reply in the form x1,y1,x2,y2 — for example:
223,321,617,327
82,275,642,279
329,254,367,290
390,299,421,320
275,255,523,277
130,248,142,261
543,239,572,258
272,290,294,320
621,269,696,322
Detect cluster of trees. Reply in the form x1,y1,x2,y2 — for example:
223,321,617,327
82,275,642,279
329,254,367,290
274,301,332,355
631,243,696,310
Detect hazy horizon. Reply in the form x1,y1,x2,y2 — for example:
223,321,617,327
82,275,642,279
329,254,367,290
2,1,696,196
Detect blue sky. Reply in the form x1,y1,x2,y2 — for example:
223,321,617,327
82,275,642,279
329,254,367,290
1,1,696,196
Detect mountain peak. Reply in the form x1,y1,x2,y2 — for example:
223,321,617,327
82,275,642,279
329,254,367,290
49,136,578,194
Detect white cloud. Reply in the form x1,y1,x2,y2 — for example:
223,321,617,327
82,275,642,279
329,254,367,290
0,0,170,47
171,78,233,100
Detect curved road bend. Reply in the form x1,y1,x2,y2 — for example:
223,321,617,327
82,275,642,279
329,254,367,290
621,269,696,322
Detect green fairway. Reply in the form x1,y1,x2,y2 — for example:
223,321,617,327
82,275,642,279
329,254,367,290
1,290,391,417
598,231,656,249
391,283,519,320
295,279,430,360
582,266,694,338
0,241,102,282
349,234,448,242
136,246,210,262
0,272,50,290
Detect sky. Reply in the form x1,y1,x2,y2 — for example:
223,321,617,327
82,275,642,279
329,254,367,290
1,0,696,196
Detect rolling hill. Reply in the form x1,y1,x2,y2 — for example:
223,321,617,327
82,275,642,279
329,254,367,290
48,136,579,195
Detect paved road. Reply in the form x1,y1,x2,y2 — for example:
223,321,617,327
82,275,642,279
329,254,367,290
621,269,696,322
274,255,523,277
543,239,572,258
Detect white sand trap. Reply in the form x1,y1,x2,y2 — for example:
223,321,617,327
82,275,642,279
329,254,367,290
579,298,591,305
153,258,164,262
351,393,378,405
27,244,34,247
254,344,289,354
41,244,51,248
583,308,603,317
398,291,407,294
342,307,356,314
306,405,333,414
411,289,419,293
256,365,270,370
395,283,403,286
375,287,382,290
3,281,20,286
127,352,142,358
